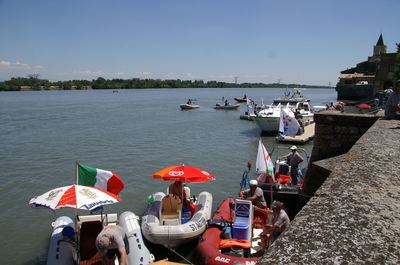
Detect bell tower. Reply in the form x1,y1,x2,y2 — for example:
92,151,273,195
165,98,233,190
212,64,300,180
373,34,387,56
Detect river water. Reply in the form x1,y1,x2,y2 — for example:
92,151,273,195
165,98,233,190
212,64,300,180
0,87,336,264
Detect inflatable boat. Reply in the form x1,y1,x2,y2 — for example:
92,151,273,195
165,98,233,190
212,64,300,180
196,198,269,265
46,211,154,265
141,191,213,249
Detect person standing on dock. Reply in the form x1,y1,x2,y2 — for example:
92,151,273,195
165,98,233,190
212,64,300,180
282,146,304,185
384,80,400,120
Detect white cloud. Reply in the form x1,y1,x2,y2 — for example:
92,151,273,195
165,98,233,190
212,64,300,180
72,70,126,78
0,60,43,70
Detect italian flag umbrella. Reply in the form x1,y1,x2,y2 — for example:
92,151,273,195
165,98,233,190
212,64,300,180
29,184,121,211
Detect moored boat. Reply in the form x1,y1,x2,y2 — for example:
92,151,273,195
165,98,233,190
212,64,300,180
46,211,154,265
142,191,213,249
254,88,314,133
196,198,268,265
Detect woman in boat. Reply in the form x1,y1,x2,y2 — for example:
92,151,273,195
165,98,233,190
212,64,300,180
168,181,195,215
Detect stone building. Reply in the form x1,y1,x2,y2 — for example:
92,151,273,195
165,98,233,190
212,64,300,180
336,34,398,100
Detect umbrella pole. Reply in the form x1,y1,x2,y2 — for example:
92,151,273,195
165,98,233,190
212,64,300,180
75,160,78,184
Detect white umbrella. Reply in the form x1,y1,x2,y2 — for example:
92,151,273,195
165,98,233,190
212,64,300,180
29,184,120,211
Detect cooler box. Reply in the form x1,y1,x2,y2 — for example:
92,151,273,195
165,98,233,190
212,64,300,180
232,222,249,240
181,208,191,224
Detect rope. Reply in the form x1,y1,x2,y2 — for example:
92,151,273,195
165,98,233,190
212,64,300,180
168,248,194,265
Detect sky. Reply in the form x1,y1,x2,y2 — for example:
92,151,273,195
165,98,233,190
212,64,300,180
0,0,398,86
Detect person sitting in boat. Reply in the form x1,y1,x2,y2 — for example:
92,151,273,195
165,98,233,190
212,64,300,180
187,98,192,105
168,181,195,215
224,99,229,106
258,200,290,253
96,225,128,265
238,179,267,210
281,146,304,186
296,115,305,135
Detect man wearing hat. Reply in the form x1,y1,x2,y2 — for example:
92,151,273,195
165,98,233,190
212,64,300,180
96,225,127,265
384,80,400,120
239,179,267,209
282,145,304,185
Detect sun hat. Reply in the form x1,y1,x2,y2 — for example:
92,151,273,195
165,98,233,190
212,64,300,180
290,145,297,150
249,179,258,186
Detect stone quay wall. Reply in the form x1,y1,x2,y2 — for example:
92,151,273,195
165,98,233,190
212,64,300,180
259,113,400,264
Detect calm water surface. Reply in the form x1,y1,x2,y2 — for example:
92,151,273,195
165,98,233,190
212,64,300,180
0,87,335,264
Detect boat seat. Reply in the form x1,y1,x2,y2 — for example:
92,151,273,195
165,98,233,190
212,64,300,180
79,221,103,262
160,194,182,225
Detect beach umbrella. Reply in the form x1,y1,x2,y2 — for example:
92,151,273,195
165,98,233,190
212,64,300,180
152,165,216,183
29,184,121,211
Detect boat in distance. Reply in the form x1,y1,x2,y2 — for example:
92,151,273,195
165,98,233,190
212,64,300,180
214,103,241,110
180,103,200,110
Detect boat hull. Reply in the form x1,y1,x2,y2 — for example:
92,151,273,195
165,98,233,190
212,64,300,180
234,97,247,103
255,113,314,133
180,104,200,110
196,198,262,265
142,191,213,249
119,211,155,265
47,216,76,265
214,104,240,110
46,212,153,265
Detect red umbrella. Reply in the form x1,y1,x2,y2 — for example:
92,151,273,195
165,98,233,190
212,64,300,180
357,103,371,109
152,165,216,183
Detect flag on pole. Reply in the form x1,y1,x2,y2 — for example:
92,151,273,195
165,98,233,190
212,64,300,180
279,109,300,137
256,139,274,179
77,163,124,195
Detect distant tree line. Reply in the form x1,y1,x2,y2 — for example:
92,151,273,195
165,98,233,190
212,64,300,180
0,76,331,91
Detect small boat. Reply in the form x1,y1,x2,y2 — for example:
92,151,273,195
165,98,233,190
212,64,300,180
234,97,248,103
257,146,309,219
196,198,268,265
180,103,200,110
214,103,240,110
141,191,213,249
254,88,314,133
47,211,154,265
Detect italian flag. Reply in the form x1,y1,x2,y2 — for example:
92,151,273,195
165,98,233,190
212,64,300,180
77,163,125,195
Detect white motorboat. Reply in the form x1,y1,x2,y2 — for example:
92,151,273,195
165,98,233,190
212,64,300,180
254,89,314,133
180,103,200,110
46,211,154,265
141,190,213,249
